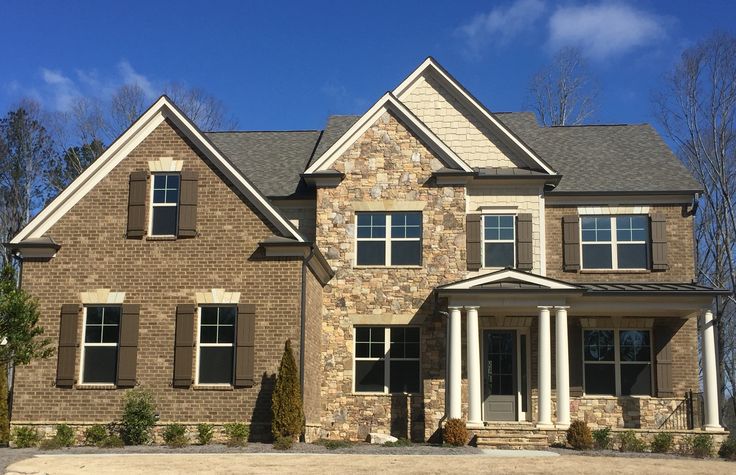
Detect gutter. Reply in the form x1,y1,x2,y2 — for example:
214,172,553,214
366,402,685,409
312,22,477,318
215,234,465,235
299,246,315,403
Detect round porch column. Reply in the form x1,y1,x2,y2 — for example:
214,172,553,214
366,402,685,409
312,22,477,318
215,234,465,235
701,309,723,431
465,306,482,427
448,306,462,420
555,306,570,428
537,306,553,428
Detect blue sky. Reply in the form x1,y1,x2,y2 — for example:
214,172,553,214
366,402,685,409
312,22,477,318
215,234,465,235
1,0,734,133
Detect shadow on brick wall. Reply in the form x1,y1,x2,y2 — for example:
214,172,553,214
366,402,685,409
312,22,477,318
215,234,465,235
249,372,276,442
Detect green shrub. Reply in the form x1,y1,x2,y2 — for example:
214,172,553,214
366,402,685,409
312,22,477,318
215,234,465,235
273,435,293,450
54,424,75,447
651,432,674,454
691,434,713,458
619,430,647,452
0,364,10,446
718,436,736,461
98,434,124,448
196,423,214,445
443,418,468,447
566,420,593,450
84,425,108,446
223,423,249,447
11,426,40,448
592,427,612,450
384,438,413,447
39,437,63,450
271,340,304,442
120,389,157,445
162,424,188,448
313,438,353,450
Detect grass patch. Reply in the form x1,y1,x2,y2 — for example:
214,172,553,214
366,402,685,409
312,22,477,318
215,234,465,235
313,438,354,450
383,438,413,447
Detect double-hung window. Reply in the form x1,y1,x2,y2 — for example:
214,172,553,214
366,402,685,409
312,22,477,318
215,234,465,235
354,326,420,393
81,306,120,384
483,215,515,268
197,306,236,385
581,215,649,270
150,174,180,236
356,212,422,266
583,329,652,396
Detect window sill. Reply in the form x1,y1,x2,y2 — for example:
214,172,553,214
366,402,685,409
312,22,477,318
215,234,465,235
75,384,117,390
193,384,234,391
580,269,651,274
146,235,177,241
353,265,423,269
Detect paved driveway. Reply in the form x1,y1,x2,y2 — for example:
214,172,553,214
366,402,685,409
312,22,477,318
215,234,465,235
5,452,734,474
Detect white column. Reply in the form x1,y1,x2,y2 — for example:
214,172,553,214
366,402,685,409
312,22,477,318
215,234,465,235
555,306,570,429
448,306,462,420
465,306,482,427
701,309,723,431
537,306,553,428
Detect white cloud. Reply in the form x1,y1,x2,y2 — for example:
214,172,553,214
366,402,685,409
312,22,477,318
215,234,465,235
117,60,156,99
41,68,79,111
548,3,668,60
41,69,72,86
457,0,546,55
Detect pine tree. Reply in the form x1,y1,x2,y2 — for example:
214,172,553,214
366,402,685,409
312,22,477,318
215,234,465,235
271,339,304,441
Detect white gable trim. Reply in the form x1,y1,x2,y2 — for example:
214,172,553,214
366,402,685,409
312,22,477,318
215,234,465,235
304,93,472,174
12,96,304,244
439,269,578,290
394,57,556,176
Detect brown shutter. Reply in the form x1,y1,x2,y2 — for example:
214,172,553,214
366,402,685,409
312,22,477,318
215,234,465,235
562,215,580,271
568,319,583,396
116,304,140,388
654,323,675,397
516,213,533,271
56,304,79,388
177,170,198,238
173,304,195,388
234,304,256,388
466,214,482,271
127,171,148,238
650,213,668,271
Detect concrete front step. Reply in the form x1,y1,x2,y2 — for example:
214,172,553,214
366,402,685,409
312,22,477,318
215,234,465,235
473,423,550,450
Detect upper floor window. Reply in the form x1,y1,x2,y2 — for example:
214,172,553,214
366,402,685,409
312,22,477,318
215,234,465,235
583,329,652,396
81,306,120,384
150,174,180,236
197,306,236,385
354,326,420,394
483,215,515,268
356,212,422,266
581,215,648,270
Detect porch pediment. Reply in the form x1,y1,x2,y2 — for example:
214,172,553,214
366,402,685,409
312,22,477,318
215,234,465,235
437,268,581,291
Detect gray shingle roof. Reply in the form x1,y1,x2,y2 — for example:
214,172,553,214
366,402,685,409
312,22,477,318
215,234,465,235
308,115,360,168
206,130,321,197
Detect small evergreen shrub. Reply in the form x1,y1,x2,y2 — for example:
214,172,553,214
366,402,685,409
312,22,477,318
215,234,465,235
223,423,249,447
691,434,713,458
54,424,75,447
196,423,214,445
84,425,108,446
98,434,124,448
592,427,612,450
566,420,593,450
718,436,736,461
618,430,646,452
443,419,468,447
11,426,40,448
651,432,674,454
120,389,157,445
39,437,63,450
273,435,293,450
271,340,305,442
313,438,353,449
384,438,413,447
162,424,188,448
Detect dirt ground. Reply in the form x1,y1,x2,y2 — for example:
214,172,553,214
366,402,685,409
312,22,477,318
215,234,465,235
5,452,734,474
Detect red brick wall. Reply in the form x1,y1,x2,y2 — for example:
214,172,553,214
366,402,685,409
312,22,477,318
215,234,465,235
12,119,306,438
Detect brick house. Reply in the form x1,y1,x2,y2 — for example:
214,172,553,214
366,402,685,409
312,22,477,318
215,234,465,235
6,58,728,446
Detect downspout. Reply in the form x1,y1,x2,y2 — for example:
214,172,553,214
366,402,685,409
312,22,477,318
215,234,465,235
8,251,23,421
299,246,314,402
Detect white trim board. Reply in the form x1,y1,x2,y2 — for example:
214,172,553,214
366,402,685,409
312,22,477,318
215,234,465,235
12,96,304,244
393,57,556,176
304,92,473,174
439,268,579,290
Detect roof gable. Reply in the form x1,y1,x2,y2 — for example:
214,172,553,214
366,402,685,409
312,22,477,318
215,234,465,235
394,57,556,175
304,93,473,174
438,268,580,290
11,96,305,244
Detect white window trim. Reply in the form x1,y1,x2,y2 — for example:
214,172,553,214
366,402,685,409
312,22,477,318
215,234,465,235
194,306,236,387
352,326,421,395
580,215,649,271
582,328,654,397
354,212,422,267
481,214,516,270
78,306,120,386
148,172,180,237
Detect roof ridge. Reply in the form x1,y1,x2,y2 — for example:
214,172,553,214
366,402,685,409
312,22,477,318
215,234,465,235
208,129,321,134
549,123,646,128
